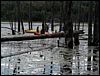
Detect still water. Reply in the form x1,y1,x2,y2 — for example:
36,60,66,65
1,22,99,75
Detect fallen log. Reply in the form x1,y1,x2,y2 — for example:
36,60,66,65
1,30,80,42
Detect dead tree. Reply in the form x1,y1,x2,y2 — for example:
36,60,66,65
20,2,25,34
88,1,93,46
28,1,33,30
16,1,21,33
74,17,77,30
21,20,24,34
93,2,99,46
14,2,17,35
59,1,63,32
41,2,46,34
51,1,54,32
78,2,81,30
74,2,81,46
63,1,68,47
28,1,31,30
41,10,45,34
82,15,84,30
8,2,15,35
64,1,73,48
26,2,33,30
41,20,45,34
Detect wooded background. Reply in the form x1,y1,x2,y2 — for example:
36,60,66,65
1,1,96,22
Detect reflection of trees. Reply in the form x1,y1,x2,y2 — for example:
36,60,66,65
87,46,99,75
60,48,73,75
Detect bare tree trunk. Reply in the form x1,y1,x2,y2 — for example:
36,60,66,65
51,1,54,31
28,1,31,30
68,1,73,49
78,2,81,30
21,20,24,34
14,21,16,34
20,2,25,34
64,1,68,47
41,20,45,34
74,2,81,46
17,1,21,33
41,1,47,34
11,21,15,35
30,2,33,30
30,21,32,30
28,22,31,30
93,2,99,46
82,15,84,30
74,19,77,30
64,1,73,48
59,1,63,32
88,1,93,46
41,9,45,34
14,2,17,35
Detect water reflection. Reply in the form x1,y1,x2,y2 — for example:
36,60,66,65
87,46,99,75
1,22,99,75
72,45,88,75
60,40,99,75
1,39,99,75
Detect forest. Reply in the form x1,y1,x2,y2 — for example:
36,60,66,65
1,1,96,22
1,1,99,75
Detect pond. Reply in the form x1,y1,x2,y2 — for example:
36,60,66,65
1,22,99,75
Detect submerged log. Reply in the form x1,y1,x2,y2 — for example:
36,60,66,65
1,45,52,59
